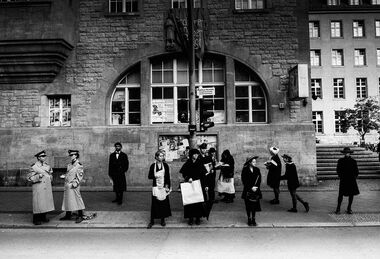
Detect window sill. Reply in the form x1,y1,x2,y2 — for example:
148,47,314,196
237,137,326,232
331,65,344,68
353,65,367,67
233,9,270,14
104,12,140,17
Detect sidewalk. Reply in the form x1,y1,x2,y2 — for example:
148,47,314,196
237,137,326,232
1,179,380,229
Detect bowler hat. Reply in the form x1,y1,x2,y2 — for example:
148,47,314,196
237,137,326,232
341,147,354,154
189,148,200,158
282,154,292,161
68,149,79,156
199,143,207,149
34,150,46,158
208,147,216,153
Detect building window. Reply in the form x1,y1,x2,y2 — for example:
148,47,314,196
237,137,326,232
332,49,344,66
109,0,138,13
111,67,141,125
333,78,345,99
309,21,320,38
354,49,366,66
311,79,322,99
49,96,71,127
151,56,226,124
327,0,340,5
349,0,360,5
331,21,342,38
356,78,367,98
310,50,321,66
172,0,201,8
312,111,323,133
335,111,345,133
353,20,365,37
376,20,380,37
377,49,380,65
235,62,267,123
235,0,265,10
372,0,380,4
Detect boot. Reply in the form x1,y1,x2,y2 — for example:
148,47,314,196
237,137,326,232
304,202,310,213
60,212,72,221
147,220,154,229
247,217,252,226
160,218,166,227
251,218,257,227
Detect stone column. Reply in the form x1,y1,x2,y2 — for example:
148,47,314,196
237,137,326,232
140,58,150,126
225,56,235,124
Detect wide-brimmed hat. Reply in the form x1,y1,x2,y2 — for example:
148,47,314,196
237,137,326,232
269,146,279,155
245,155,259,166
341,147,354,154
208,147,216,153
189,148,201,158
282,154,292,161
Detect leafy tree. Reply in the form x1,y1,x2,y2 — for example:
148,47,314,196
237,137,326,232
340,97,380,146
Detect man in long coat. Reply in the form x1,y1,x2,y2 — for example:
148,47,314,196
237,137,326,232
265,146,282,204
108,142,129,205
335,147,360,214
27,150,55,225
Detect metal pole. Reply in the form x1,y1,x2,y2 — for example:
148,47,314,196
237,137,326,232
187,0,197,149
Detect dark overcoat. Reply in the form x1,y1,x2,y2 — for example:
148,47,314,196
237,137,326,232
148,162,171,219
220,156,235,179
280,163,300,190
266,154,282,189
108,151,129,192
336,156,360,196
241,166,262,211
180,158,208,219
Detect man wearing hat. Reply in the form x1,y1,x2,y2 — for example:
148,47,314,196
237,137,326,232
199,143,217,204
280,154,309,213
335,147,360,214
264,146,282,204
27,150,55,225
60,150,86,223
108,142,129,205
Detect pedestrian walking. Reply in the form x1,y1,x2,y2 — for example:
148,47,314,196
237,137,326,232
216,149,235,203
27,150,55,225
265,146,281,204
147,150,172,229
281,154,309,213
180,148,208,225
199,143,216,203
335,147,360,214
60,150,86,223
108,142,129,205
241,155,262,226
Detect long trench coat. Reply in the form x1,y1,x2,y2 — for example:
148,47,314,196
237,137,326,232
336,156,360,196
27,162,55,214
61,160,85,211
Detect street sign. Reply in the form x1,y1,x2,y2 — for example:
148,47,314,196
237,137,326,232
197,87,215,97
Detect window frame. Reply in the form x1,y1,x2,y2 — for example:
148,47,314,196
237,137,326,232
311,78,322,99
309,21,320,39
312,111,323,133
334,110,345,133
356,77,367,98
234,0,265,10
171,0,201,8
331,49,344,66
327,0,340,5
353,20,365,38
107,0,140,15
48,95,71,127
331,21,343,38
333,78,345,99
377,48,380,66
310,50,321,67
354,48,366,66
375,20,380,37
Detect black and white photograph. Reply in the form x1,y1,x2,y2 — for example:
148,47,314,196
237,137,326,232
0,0,380,258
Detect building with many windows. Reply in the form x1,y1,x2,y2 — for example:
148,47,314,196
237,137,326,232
0,0,315,187
309,0,380,144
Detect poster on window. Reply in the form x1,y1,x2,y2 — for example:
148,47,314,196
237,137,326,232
158,135,217,162
151,99,174,123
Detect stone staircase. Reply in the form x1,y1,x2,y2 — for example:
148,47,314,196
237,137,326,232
317,145,380,180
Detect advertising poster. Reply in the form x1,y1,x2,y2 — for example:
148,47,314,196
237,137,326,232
151,99,174,123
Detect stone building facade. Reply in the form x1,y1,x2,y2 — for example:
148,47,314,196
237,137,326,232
0,0,316,188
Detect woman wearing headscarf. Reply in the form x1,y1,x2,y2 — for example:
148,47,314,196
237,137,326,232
265,146,281,204
147,150,172,229
179,148,208,225
217,149,235,203
241,155,262,226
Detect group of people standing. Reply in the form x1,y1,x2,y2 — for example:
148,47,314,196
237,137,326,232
28,142,360,227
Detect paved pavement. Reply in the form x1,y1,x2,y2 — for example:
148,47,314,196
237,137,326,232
0,179,379,229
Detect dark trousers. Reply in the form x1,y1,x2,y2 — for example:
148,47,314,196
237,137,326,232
244,200,257,219
289,189,306,209
336,194,354,211
115,191,124,203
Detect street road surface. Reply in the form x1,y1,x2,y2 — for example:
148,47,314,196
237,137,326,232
0,227,379,259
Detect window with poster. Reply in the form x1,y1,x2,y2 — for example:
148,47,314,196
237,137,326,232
158,134,217,162
48,95,71,127
150,55,225,125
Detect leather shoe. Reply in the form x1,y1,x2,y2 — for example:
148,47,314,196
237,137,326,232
188,219,193,226
247,218,252,226
287,208,298,213
75,217,83,224
334,209,340,214
251,219,257,227
161,219,166,227
195,218,201,225
147,222,154,229
270,199,280,205
33,221,42,225
304,202,310,212
346,209,353,214
59,216,72,221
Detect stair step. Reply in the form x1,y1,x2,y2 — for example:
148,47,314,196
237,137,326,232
317,174,380,180
317,170,380,175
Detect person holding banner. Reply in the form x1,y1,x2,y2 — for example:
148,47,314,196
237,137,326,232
179,148,208,226
147,150,172,229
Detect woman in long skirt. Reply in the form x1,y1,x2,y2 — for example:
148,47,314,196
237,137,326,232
147,150,172,228
180,149,208,225
241,155,262,226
